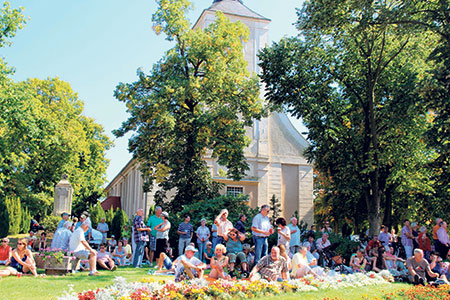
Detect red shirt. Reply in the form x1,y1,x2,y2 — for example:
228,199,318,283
418,232,431,251
0,245,11,261
367,240,381,249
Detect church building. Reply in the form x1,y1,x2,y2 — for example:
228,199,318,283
104,0,314,226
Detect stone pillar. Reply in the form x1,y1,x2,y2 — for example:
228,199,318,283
54,174,73,216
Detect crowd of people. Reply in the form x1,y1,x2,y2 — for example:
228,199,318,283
1,206,450,286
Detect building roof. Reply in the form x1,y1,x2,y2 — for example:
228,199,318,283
206,0,270,21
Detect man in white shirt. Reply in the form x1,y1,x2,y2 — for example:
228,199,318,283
69,221,99,276
288,217,301,254
174,245,206,282
251,205,274,264
51,221,73,250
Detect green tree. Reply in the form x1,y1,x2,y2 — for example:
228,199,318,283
111,208,129,240
89,202,106,229
105,207,114,228
259,0,435,234
5,196,21,235
0,198,9,237
114,0,265,213
20,206,31,234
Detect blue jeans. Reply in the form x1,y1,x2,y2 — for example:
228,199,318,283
254,236,268,264
404,245,413,258
178,238,191,256
197,240,207,262
133,241,145,267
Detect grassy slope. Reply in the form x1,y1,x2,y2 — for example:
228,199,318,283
0,266,409,300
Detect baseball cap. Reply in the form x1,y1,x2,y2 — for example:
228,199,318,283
185,245,198,252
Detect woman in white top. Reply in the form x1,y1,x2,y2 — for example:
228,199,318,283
276,217,291,254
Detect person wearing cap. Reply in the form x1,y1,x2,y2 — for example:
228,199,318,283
0,238,11,266
174,245,206,282
97,217,109,244
51,221,73,251
107,235,117,253
154,211,171,263
57,212,70,230
69,220,100,276
196,218,210,263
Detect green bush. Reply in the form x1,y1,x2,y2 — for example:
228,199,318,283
0,199,9,238
20,206,32,234
105,207,114,228
40,215,60,233
6,196,22,235
111,208,128,240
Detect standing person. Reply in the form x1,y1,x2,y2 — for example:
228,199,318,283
234,214,247,235
154,211,171,263
177,215,194,256
411,222,420,250
378,225,391,248
401,220,414,258
251,204,274,264
288,217,301,255
276,217,291,253
6,238,38,277
196,218,210,262
132,208,151,268
437,221,450,259
433,218,443,252
69,221,99,276
57,212,70,229
97,218,109,244
418,226,431,261
146,206,163,267
0,238,12,266
214,209,233,246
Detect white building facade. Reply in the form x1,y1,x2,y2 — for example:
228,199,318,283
104,0,314,225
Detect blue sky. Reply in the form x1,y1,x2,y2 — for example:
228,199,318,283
3,0,306,183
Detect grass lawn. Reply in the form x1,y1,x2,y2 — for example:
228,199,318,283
0,265,410,300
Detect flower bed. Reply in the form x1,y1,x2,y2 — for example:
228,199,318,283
381,284,450,300
58,271,394,300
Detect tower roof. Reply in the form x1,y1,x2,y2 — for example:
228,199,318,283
206,0,270,21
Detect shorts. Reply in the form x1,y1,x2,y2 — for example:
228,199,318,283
0,259,8,265
147,236,157,252
73,250,90,259
163,257,173,270
155,238,168,260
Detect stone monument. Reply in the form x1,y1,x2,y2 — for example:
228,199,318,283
54,174,73,216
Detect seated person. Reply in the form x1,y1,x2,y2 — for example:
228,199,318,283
209,244,231,280
204,241,214,266
174,245,207,282
249,246,288,282
429,252,450,279
26,231,38,251
112,240,127,266
51,221,73,251
108,235,117,253
5,238,38,277
407,248,446,285
154,252,179,273
302,241,318,268
243,244,255,270
384,246,406,272
350,249,368,272
38,232,47,251
0,238,12,266
224,228,248,277
123,238,132,264
96,244,117,271
372,247,388,273
291,246,314,278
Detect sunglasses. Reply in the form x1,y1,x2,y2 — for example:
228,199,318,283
17,243,26,246
2,240,7,243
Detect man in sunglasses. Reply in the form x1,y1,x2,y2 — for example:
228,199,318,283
0,238,11,266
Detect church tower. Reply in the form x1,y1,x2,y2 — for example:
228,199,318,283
195,0,314,225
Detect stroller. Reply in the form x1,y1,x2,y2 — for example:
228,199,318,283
30,219,45,233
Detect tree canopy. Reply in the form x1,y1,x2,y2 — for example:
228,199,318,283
0,2,112,218
114,0,265,212
259,0,437,234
